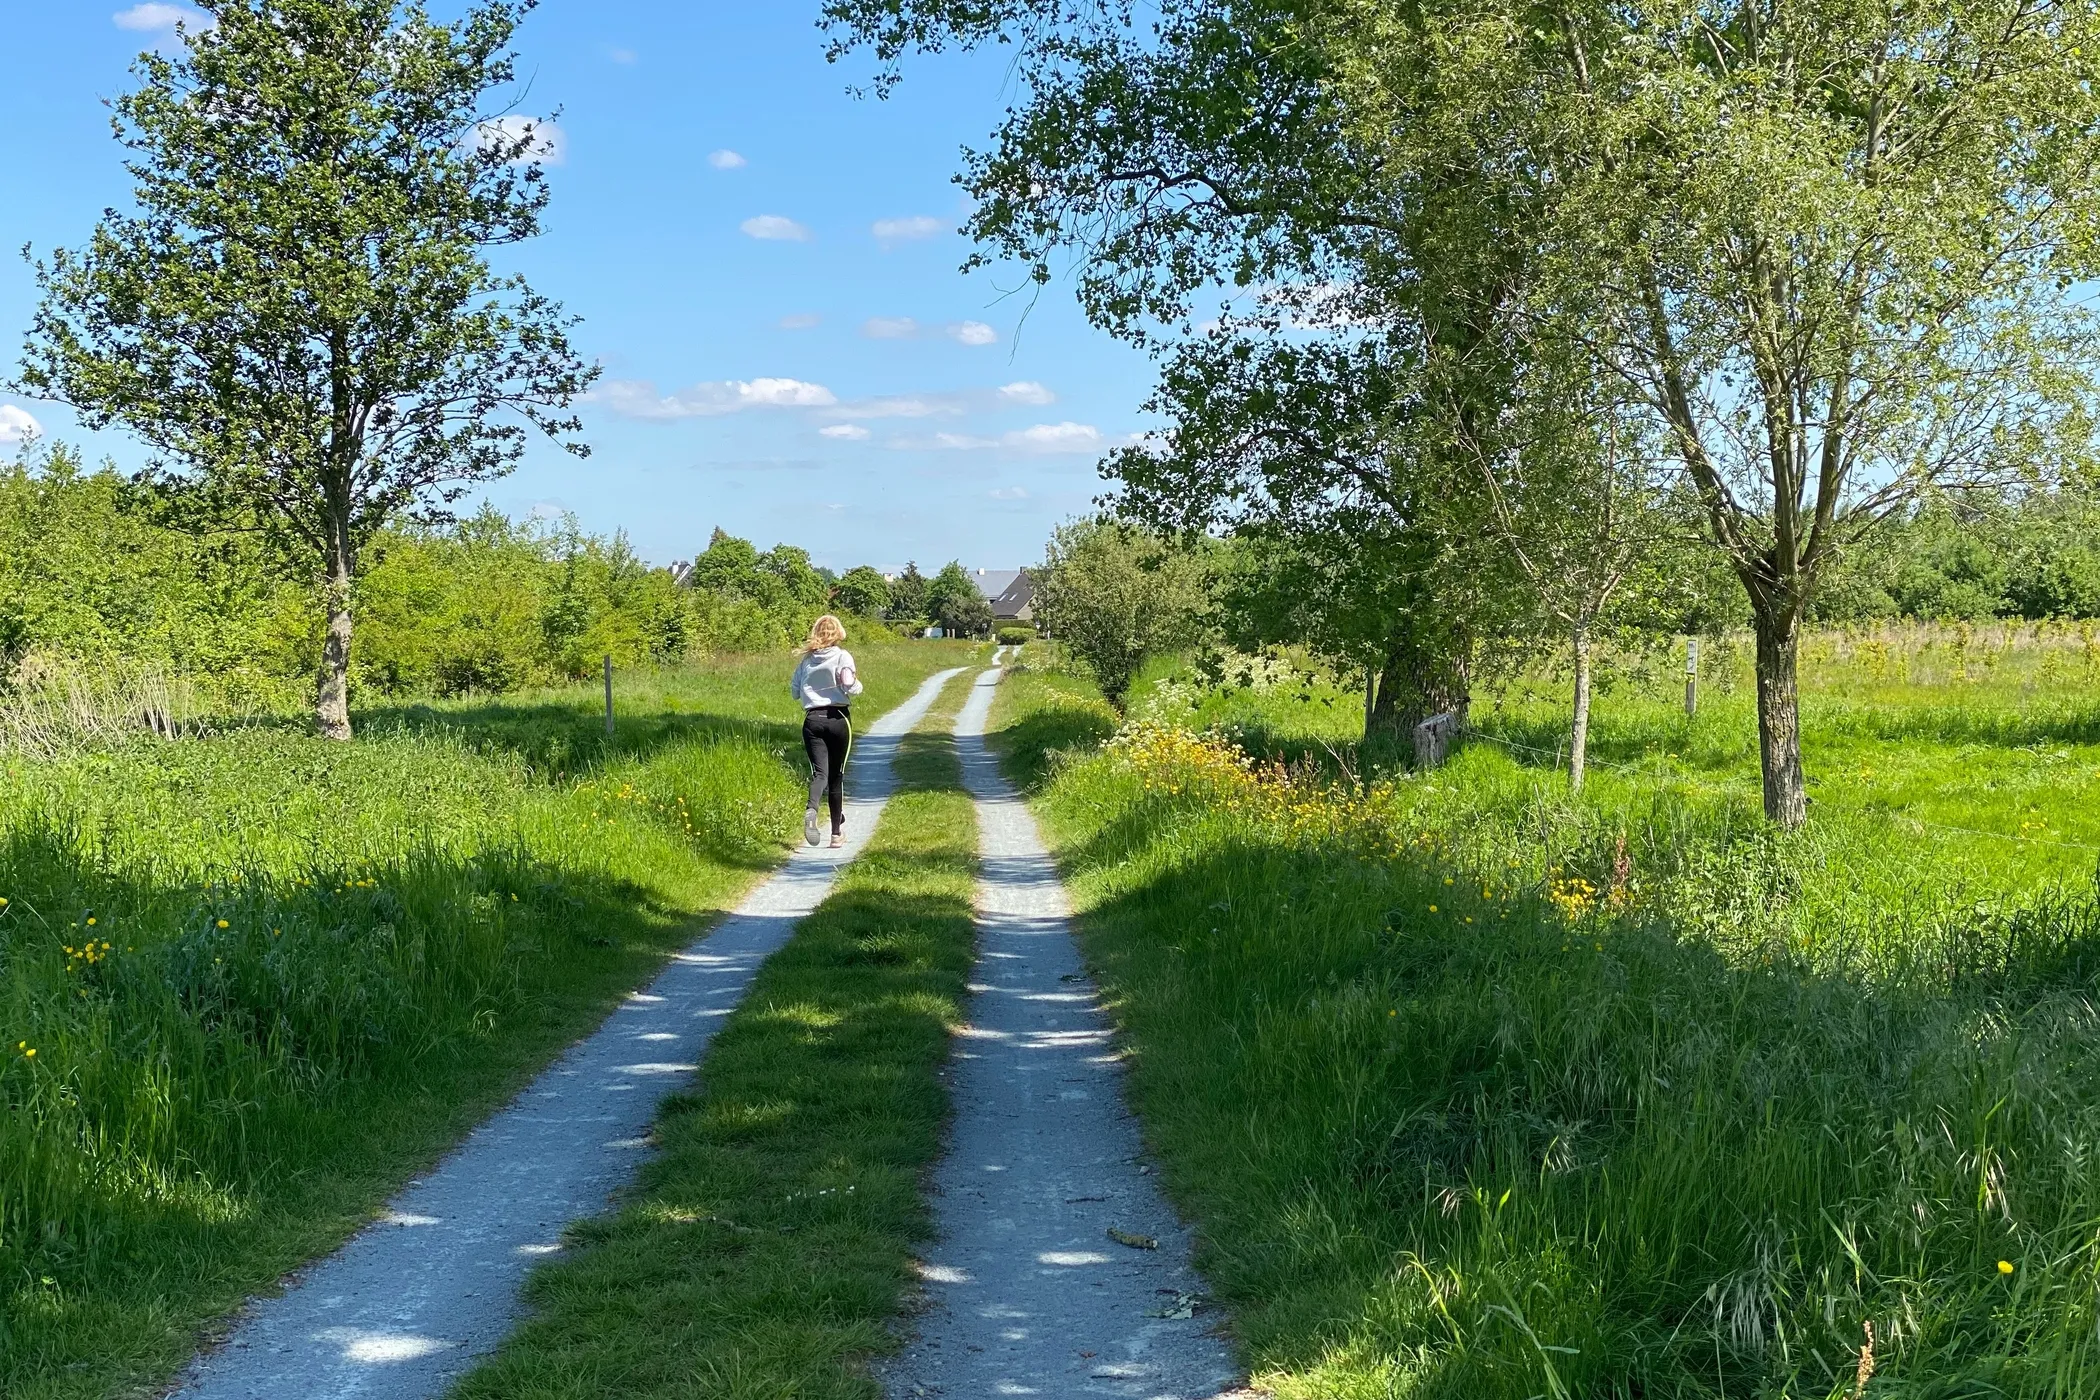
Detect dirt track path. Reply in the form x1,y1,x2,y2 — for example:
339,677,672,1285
166,668,967,1400
883,655,1244,1398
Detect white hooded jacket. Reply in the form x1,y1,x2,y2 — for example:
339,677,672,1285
791,646,863,709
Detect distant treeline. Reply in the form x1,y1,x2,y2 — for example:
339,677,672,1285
0,443,984,705
1811,493,2100,623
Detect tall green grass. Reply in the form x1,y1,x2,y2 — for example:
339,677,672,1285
0,643,970,1400
993,642,2100,1397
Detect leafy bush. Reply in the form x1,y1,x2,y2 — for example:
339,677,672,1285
997,625,1036,645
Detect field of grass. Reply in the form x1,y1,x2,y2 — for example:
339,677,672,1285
0,641,972,1400
992,629,2100,1397
454,664,982,1399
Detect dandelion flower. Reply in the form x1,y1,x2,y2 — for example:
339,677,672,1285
86,917,96,926
24,1048,34,1058
1429,905,1439,914
1998,1260,2015,1275
217,919,230,929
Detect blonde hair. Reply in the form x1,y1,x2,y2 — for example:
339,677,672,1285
804,614,847,652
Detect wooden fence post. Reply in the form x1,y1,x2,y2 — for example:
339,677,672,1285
1684,636,1699,717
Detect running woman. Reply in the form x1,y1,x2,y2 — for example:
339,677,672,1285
791,614,863,848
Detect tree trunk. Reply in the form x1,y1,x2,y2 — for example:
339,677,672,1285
316,548,354,741
1751,604,1807,827
1569,622,1593,793
1366,621,1471,753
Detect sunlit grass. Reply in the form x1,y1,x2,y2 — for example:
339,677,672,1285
992,637,2100,1397
0,642,973,1400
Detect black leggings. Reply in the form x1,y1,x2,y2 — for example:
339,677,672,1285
802,707,852,833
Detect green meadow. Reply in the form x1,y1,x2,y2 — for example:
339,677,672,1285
0,643,970,1400
993,625,2100,1397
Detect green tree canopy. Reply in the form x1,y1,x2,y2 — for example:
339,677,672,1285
831,565,893,619
1036,518,1211,704
925,562,994,638
888,561,929,624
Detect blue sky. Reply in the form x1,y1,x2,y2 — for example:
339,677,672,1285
0,2,1154,573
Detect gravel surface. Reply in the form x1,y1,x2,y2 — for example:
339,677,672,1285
883,657,1245,1399
165,668,967,1400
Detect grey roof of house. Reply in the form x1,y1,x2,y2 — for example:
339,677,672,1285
972,569,1024,600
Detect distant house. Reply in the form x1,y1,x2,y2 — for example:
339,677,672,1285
973,568,1036,624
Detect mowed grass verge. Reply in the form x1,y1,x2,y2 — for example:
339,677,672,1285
0,644,970,1400
991,656,2100,1398
452,670,981,1399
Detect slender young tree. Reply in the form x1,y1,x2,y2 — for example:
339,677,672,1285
18,0,594,739
1450,343,1679,790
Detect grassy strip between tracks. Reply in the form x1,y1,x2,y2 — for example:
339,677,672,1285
454,672,981,1399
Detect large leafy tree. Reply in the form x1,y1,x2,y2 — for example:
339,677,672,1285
834,0,2100,825
18,0,594,739
827,0,1529,750
1112,331,1512,741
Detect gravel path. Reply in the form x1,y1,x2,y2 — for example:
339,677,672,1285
883,656,1244,1399
166,668,967,1400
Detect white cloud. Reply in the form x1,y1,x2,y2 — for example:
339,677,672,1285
872,215,944,243
740,214,810,241
826,394,965,419
607,47,638,65
989,486,1029,500
820,424,870,440
709,149,746,170
998,381,1055,406
594,377,837,420
947,321,997,346
474,116,565,166
778,313,820,330
894,421,1111,455
113,3,204,31
0,405,43,445
1006,421,1104,452
861,316,921,340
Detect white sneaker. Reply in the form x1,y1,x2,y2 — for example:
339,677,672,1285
804,807,823,846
